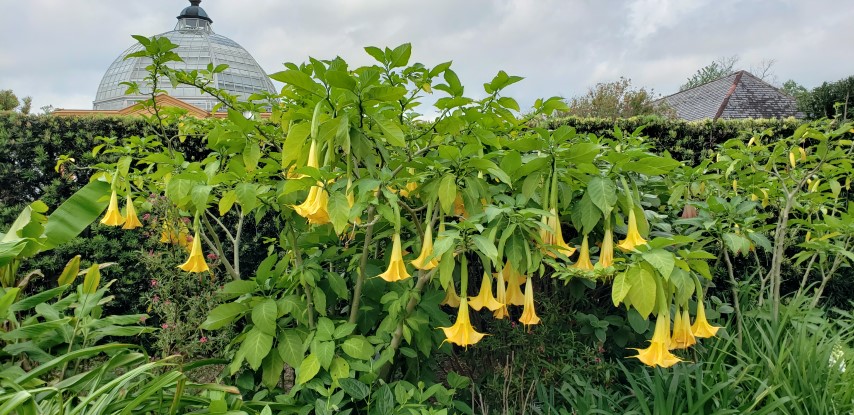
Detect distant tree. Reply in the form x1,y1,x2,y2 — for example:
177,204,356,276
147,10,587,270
781,79,810,110
750,59,778,85
0,90,19,111
40,105,55,115
800,75,854,121
680,56,739,91
566,77,673,120
20,96,32,115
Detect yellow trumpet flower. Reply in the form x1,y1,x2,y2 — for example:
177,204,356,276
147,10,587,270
691,301,721,338
630,313,682,368
501,262,525,306
617,209,647,252
293,185,330,225
378,233,411,282
518,277,541,327
670,308,696,349
492,268,509,319
573,234,594,271
440,298,485,348
178,231,210,273
441,281,461,308
399,168,418,197
411,225,438,270
101,190,125,226
453,194,468,218
122,195,143,230
598,228,614,268
469,272,503,311
541,208,576,257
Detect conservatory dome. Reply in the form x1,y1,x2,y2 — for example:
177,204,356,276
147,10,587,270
93,0,276,111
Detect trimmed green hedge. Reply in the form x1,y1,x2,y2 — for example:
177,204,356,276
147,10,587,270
541,115,803,163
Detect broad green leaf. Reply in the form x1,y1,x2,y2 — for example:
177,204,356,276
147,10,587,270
282,122,310,168
471,234,498,263
389,43,412,68
57,255,81,286
626,267,656,319
0,288,20,318
243,140,261,172
329,356,350,382
242,328,274,370
339,378,370,400
372,116,405,147
201,302,248,330
571,192,601,235
563,142,600,165
316,317,335,341
342,336,374,360
235,182,257,213
611,272,630,307
81,264,101,294
297,353,321,385
43,180,111,250
218,190,237,216
642,249,675,279
624,156,681,175
10,285,66,312
191,185,213,212
312,340,335,369
328,192,351,235
252,299,278,335
269,69,325,96
277,329,304,368
261,351,285,389
438,174,457,215
587,177,617,216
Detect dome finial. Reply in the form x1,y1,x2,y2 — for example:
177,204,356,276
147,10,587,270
178,0,212,23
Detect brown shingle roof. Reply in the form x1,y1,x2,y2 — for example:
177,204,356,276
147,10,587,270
658,71,803,121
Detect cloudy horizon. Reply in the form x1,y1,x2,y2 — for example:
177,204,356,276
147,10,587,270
1,0,852,113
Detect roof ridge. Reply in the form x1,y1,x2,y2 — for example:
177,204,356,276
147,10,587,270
657,70,742,101
713,71,744,120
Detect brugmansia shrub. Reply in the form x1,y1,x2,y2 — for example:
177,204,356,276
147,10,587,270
84,35,726,412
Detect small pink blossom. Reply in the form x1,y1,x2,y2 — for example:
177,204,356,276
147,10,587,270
150,279,158,287
206,253,218,260
142,213,151,221
140,315,147,323
199,336,208,343
161,323,168,329
182,217,191,224
152,295,160,303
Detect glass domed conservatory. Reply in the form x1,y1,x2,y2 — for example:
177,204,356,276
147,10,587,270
93,0,276,111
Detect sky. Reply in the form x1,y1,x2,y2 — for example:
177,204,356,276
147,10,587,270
1,0,853,113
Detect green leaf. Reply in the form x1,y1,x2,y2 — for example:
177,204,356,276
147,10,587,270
243,141,261,172
261,352,284,389
277,329,304,368
471,234,498,263
586,177,617,216
252,299,278,335
389,43,412,68
342,336,374,360
316,317,335,341
191,185,213,212
269,70,324,96
438,174,457,215
201,302,248,330
339,378,370,400
57,255,81,286
626,267,656,319
642,249,675,279
81,264,101,294
563,143,600,165
611,272,630,307
372,115,405,147
242,328,274,370
297,353,321,385
624,156,681,175
313,340,335,370
219,190,237,216
282,123,310,168
364,46,386,64
235,182,257,213
328,192,351,235
43,180,111,250
571,192,601,235
0,288,20,318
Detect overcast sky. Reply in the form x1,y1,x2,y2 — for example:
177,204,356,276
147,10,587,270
1,0,852,113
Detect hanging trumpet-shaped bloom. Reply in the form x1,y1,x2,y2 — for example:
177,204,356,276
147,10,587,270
573,234,594,271
599,228,614,268
670,308,697,349
501,262,525,306
540,208,576,258
518,277,541,327
618,209,648,252
691,301,721,338
399,168,418,197
178,231,210,273
293,185,330,225
378,233,411,282
122,195,143,230
440,298,485,348
492,268,509,319
101,190,125,226
630,313,682,368
441,282,461,308
469,272,503,311
411,225,438,270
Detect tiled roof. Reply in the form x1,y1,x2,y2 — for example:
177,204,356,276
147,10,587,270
657,71,803,121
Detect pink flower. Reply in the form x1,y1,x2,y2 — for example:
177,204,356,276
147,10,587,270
199,336,208,343
161,323,168,329
206,253,218,260
150,279,158,287
142,213,151,221
140,315,147,323
152,295,160,303
182,217,191,224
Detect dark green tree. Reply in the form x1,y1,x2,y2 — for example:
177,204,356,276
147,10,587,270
800,75,854,121
20,96,32,115
0,90,19,111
